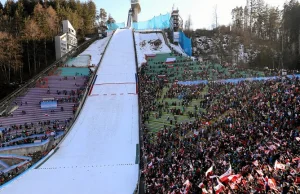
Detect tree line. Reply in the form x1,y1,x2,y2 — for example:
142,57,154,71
231,0,300,69
0,0,97,85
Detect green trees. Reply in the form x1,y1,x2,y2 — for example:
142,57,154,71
282,0,300,68
0,0,98,84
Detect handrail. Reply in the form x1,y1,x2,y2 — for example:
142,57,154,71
0,36,98,112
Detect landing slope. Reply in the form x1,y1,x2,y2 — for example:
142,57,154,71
0,29,139,194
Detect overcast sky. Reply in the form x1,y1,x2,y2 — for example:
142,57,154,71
0,0,289,29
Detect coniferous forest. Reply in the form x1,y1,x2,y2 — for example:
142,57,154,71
0,0,97,98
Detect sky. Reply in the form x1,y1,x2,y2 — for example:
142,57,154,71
0,0,287,29
92,0,286,29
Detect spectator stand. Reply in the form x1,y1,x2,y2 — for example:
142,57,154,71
139,54,300,193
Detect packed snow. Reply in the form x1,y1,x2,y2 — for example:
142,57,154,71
169,43,188,57
79,36,111,66
0,29,139,194
134,32,171,67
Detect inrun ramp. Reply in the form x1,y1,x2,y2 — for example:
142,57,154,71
0,29,139,194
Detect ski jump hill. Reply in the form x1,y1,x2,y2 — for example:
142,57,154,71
0,29,139,194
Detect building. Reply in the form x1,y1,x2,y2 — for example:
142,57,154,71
169,9,183,43
55,20,78,60
131,0,141,23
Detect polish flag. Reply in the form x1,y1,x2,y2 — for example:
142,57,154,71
205,166,213,177
198,182,205,188
268,178,278,191
228,174,242,183
292,157,300,162
201,188,209,194
274,160,285,170
214,179,225,194
183,179,192,192
252,160,259,166
229,182,238,190
219,164,232,182
256,169,264,176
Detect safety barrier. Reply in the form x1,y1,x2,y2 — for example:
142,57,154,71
132,30,143,194
177,74,300,85
132,13,171,31
179,31,192,56
107,22,126,31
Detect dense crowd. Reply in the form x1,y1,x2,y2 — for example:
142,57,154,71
0,119,71,145
140,72,300,194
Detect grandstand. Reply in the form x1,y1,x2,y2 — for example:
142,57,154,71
0,35,111,186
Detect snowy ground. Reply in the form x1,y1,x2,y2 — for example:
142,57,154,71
134,32,171,67
79,36,111,66
0,29,139,194
170,43,188,57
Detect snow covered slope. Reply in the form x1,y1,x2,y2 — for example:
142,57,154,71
170,43,188,57
0,29,139,194
80,36,111,66
134,32,171,67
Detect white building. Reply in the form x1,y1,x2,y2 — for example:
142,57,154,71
55,20,78,60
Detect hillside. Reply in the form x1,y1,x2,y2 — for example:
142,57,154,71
192,31,280,70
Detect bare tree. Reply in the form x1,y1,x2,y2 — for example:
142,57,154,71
185,14,192,31
214,5,218,30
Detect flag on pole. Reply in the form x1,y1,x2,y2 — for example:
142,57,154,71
214,179,225,194
219,164,232,182
274,160,285,170
205,166,213,177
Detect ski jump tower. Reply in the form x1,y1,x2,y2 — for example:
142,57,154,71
131,0,141,22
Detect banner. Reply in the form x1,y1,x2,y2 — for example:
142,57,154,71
41,101,57,109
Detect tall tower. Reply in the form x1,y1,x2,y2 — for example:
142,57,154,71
131,0,141,22
170,9,183,43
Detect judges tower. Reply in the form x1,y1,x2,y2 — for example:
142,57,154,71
131,0,141,22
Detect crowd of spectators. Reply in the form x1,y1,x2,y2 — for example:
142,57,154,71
139,70,300,193
0,119,71,146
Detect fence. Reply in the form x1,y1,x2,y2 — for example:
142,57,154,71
177,74,300,85
179,31,192,56
132,30,147,194
107,22,126,31
132,13,171,31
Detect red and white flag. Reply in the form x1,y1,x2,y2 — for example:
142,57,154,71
219,164,232,182
214,179,225,194
201,188,209,194
267,178,278,191
198,182,205,188
228,174,242,183
229,182,238,190
253,160,259,166
274,160,285,170
256,169,264,176
183,179,192,192
205,166,213,177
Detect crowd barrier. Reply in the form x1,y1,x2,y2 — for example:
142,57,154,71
0,154,32,161
177,74,300,85
132,13,171,31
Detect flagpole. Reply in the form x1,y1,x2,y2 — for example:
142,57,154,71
211,177,216,194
